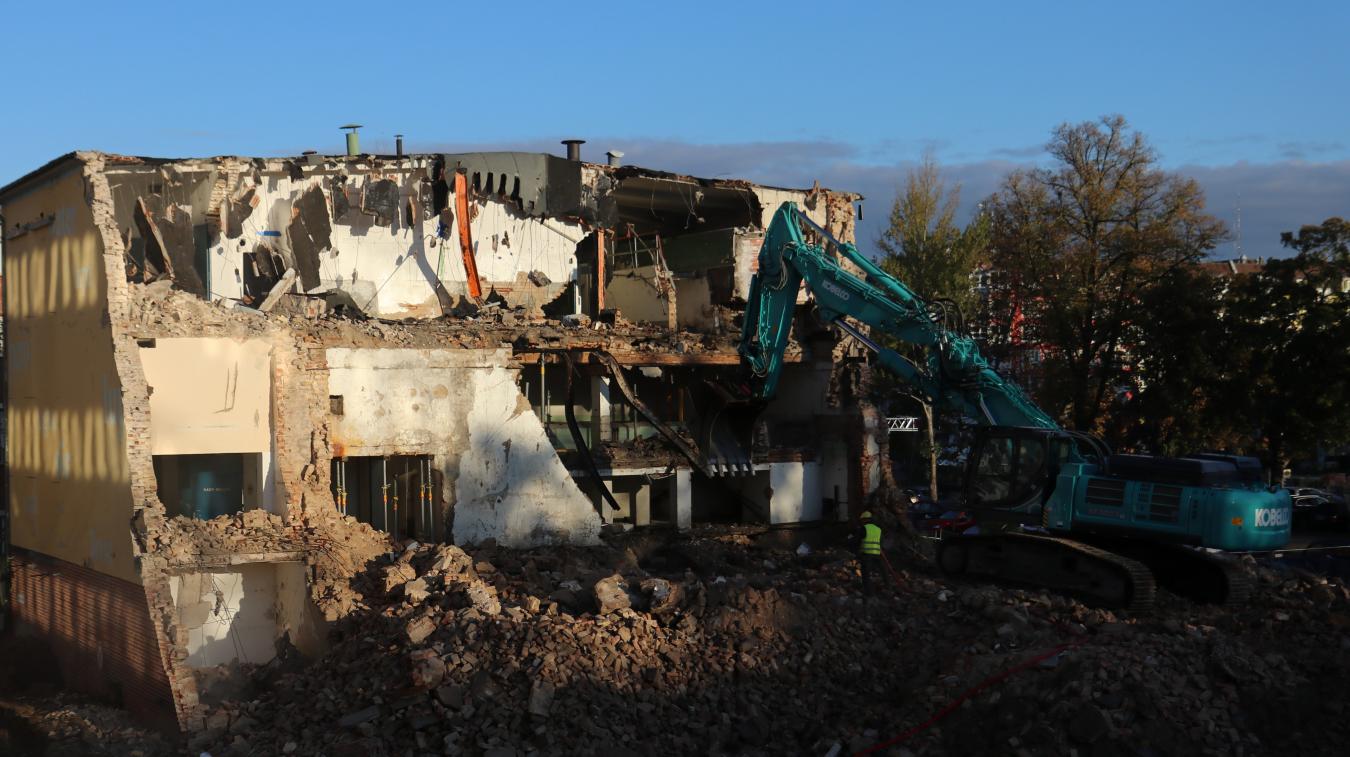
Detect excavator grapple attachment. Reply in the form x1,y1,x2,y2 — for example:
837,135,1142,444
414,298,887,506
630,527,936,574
686,381,764,477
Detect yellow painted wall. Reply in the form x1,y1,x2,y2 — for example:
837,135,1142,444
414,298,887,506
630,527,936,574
4,163,139,583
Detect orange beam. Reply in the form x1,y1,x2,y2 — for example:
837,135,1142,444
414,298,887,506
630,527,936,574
595,228,606,313
453,171,483,300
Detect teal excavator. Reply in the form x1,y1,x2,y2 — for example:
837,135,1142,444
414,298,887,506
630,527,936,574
699,202,1291,610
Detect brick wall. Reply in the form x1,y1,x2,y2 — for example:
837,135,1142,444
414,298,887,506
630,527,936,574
7,549,176,730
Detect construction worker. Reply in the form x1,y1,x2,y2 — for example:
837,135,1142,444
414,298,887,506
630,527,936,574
850,510,882,597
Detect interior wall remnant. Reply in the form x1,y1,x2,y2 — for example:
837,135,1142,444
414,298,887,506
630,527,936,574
361,179,400,224
225,186,257,239
138,338,272,455
168,562,324,668
134,196,207,297
325,348,601,548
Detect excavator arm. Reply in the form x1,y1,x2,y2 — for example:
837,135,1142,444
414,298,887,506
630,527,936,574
696,202,1285,611
740,202,1056,429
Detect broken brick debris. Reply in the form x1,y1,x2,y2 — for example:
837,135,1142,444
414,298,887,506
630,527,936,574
164,528,1350,757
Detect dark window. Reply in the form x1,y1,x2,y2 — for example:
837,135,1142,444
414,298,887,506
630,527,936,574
153,453,246,519
331,455,439,542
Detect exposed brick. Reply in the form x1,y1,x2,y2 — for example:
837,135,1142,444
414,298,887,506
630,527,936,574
8,549,177,730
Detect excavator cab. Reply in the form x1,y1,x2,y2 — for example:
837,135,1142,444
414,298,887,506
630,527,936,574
963,427,1079,530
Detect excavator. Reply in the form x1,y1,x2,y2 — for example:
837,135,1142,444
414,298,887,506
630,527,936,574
696,202,1291,611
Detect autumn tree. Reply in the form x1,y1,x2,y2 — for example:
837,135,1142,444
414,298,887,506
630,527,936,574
877,155,990,317
984,115,1228,431
875,156,989,500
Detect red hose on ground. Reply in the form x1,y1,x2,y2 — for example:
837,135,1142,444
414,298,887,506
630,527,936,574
854,552,1086,756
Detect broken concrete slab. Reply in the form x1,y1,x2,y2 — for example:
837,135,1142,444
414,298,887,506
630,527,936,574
226,186,258,239
361,179,399,222
405,614,437,645
527,679,554,718
287,184,332,291
382,563,417,593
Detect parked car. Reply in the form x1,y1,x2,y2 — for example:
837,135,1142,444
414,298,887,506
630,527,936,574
1288,487,1349,531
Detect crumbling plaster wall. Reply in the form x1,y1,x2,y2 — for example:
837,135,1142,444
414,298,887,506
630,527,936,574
83,152,208,727
88,154,358,729
327,347,601,548
102,157,582,319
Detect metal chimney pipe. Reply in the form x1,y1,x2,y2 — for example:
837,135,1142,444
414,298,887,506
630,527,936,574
606,150,624,167
562,139,585,161
341,124,363,156
395,134,404,157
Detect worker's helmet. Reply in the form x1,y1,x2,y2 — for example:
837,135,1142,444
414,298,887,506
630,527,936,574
860,510,873,520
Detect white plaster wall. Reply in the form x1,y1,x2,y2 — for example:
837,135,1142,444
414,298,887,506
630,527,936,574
326,347,498,456
170,564,289,668
274,562,326,658
139,337,272,455
206,168,583,318
769,461,823,524
733,230,767,302
326,347,601,548
454,362,602,547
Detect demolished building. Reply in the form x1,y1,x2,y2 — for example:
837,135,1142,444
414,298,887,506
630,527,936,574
0,146,879,729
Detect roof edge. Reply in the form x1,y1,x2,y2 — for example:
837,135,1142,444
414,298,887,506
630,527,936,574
0,152,89,203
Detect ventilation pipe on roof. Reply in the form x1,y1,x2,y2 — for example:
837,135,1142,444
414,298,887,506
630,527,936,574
562,139,585,161
606,150,624,167
341,124,363,156
396,134,404,157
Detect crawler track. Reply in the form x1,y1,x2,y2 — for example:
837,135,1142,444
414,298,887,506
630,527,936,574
1080,538,1252,606
937,532,1157,613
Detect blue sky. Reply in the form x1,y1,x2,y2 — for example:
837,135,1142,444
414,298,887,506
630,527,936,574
3,0,1347,257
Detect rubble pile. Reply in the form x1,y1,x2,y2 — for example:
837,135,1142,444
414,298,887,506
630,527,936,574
129,287,758,359
0,695,175,757
155,511,309,560
0,635,174,757
154,510,391,623
191,529,1350,756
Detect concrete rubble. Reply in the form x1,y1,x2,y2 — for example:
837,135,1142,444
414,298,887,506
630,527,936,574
122,527,1345,757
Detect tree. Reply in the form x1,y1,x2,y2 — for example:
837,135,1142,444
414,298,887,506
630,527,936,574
984,115,1228,431
875,156,989,501
877,155,989,318
1119,265,1243,455
1219,218,1350,477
